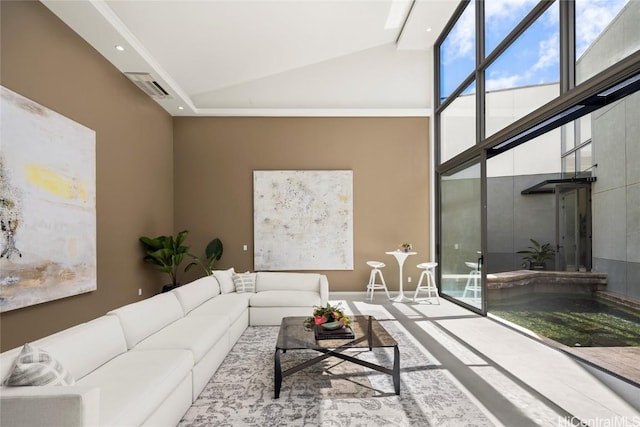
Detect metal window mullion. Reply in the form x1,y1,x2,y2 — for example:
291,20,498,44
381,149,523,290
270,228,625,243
560,0,576,93
478,1,488,315
480,149,488,316
434,41,442,168
477,0,485,145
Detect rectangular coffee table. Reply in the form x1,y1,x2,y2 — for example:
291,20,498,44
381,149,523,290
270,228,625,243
274,315,399,398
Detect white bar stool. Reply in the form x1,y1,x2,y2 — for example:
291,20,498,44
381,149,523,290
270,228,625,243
365,261,390,301
413,262,439,304
463,261,481,299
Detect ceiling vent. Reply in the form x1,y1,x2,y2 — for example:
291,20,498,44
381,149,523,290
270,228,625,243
124,72,172,99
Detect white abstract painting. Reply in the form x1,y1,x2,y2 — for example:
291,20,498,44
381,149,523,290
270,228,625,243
0,86,96,312
254,170,353,270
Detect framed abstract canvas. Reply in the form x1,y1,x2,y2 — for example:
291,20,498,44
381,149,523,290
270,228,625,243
0,86,97,312
253,170,353,271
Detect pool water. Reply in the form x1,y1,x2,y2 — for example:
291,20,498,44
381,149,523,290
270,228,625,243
489,293,640,347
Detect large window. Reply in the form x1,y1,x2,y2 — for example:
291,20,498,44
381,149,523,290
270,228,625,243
440,161,482,310
440,82,476,162
435,0,640,313
485,2,559,137
485,0,537,57
439,2,475,103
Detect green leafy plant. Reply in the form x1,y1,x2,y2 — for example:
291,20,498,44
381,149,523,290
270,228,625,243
517,238,555,269
185,238,223,276
139,230,190,291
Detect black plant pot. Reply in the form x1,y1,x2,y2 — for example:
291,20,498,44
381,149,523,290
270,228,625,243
529,262,546,270
161,284,180,293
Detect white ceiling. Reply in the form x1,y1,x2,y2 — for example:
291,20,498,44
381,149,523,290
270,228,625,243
41,0,458,117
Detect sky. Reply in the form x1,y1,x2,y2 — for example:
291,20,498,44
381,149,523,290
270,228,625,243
440,0,630,100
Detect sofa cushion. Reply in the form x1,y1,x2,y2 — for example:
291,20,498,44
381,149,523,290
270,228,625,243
132,315,228,363
172,275,221,314
255,272,320,293
250,290,321,307
188,293,252,324
232,272,256,293
1,316,128,382
4,344,75,386
213,268,235,294
107,293,184,349
77,349,192,427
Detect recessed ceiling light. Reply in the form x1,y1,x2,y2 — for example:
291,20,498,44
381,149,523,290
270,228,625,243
178,106,184,110
426,27,432,32
115,45,125,51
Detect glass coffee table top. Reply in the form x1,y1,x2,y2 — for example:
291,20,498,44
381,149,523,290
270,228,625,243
276,315,398,350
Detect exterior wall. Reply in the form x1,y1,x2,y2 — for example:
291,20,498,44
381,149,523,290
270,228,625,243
173,117,431,292
591,91,640,299
0,2,174,351
486,174,558,274
582,1,640,300
576,1,640,84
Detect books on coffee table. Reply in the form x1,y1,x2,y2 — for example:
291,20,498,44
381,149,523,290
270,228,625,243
314,325,355,340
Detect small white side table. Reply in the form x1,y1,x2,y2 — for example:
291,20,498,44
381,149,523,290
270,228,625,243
385,250,417,302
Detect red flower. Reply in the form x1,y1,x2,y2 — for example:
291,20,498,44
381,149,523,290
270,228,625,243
314,315,327,325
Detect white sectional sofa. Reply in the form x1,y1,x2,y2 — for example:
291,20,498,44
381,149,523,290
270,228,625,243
0,271,328,427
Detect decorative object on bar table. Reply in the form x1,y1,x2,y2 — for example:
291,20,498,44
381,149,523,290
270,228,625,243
400,243,413,252
304,302,352,330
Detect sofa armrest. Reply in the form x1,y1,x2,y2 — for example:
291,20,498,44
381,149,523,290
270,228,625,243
0,386,100,427
320,275,329,306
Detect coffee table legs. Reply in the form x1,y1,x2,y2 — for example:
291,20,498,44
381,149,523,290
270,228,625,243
274,349,282,399
393,345,400,395
274,345,400,398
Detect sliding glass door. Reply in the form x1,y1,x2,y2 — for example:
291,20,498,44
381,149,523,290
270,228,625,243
440,160,484,311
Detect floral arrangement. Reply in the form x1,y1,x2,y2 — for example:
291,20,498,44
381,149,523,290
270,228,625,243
303,302,352,330
400,242,413,252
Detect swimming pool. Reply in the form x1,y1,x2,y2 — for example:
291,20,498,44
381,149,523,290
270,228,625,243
489,293,640,347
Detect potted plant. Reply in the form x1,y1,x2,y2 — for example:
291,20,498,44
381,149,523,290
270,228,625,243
303,302,352,330
185,238,224,276
400,243,413,252
517,238,555,270
139,230,190,292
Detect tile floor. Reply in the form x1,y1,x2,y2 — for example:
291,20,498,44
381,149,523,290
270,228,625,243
330,292,640,427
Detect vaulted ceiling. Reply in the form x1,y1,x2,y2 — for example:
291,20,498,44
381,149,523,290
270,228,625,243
42,0,458,116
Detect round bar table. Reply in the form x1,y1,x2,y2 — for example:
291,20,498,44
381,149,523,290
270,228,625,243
385,250,417,302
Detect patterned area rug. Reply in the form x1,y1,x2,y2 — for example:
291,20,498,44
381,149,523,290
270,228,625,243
179,321,495,426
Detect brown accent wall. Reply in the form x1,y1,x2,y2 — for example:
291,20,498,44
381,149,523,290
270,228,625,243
173,117,431,291
0,1,174,351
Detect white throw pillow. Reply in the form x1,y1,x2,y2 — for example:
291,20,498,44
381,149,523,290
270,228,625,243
213,268,236,294
4,344,75,386
233,272,256,293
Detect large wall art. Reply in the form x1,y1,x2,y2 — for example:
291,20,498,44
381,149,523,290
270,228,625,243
254,170,353,271
0,86,96,312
